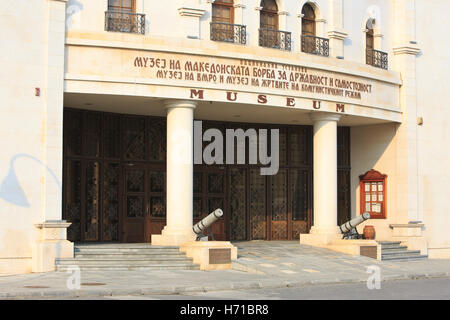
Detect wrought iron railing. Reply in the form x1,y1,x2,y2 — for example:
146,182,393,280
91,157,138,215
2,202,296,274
366,48,388,70
301,35,329,57
105,11,145,35
210,22,246,45
259,28,291,51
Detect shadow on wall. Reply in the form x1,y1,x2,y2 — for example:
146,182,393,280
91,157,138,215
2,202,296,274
350,123,399,218
0,154,61,208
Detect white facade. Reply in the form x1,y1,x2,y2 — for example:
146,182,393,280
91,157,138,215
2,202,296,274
0,0,449,275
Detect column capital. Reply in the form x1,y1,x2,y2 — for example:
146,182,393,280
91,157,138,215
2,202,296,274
310,112,341,123
163,99,197,110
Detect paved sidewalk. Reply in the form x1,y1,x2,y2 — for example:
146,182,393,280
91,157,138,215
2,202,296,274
1,242,449,299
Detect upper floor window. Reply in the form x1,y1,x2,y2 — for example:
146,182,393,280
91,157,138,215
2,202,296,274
301,3,316,36
365,20,388,69
260,0,278,30
108,0,134,13
259,0,291,51
210,0,246,44
301,3,329,57
212,0,234,24
105,0,145,35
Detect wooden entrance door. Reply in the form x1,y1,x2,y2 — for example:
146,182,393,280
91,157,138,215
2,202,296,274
123,165,147,243
193,166,227,240
123,164,166,243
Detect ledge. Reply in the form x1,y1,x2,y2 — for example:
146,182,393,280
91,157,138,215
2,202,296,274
34,220,72,229
393,45,421,56
178,7,206,18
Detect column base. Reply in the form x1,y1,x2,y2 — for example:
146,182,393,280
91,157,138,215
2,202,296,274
151,227,196,246
300,226,342,246
179,241,237,270
32,221,74,273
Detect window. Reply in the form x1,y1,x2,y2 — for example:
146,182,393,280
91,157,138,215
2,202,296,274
259,0,291,50
359,169,387,219
108,0,135,13
105,0,145,35
212,0,234,24
260,0,278,30
301,3,316,37
365,20,388,69
210,0,246,44
301,3,328,56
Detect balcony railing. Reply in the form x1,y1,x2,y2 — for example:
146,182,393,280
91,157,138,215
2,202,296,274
105,11,145,35
366,48,388,70
210,22,246,45
259,28,291,51
301,35,329,57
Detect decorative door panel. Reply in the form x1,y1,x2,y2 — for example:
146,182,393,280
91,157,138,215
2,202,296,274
290,169,310,239
64,160,82,242
250,169,266,240
84,161,101,241
229,168,247,241
123,166,146,242
193,168,226,241
206,170,226,240
270,169,288,240
102,163,120,241
148,168,166,241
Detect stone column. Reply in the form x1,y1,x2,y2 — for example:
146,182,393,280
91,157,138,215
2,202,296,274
300,113,341,245
152,100,197,246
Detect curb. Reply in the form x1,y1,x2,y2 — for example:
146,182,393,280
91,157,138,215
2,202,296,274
1,271,449,299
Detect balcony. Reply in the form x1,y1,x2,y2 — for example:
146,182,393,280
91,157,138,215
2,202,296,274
105,11,145,35
366,48,388,70
210,22,246,45
301,35,329,57
259,28,291,51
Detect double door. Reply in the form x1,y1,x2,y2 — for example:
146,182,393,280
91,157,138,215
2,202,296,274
229,167,312,241
123,164,166,243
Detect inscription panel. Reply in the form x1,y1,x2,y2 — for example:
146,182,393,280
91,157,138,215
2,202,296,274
65,44,401,113
209,248,232,265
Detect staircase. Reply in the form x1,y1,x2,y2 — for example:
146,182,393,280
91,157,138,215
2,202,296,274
56,243,200,271
378,241,428,261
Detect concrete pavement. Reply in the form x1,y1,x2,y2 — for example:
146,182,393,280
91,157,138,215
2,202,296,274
1,241,449,299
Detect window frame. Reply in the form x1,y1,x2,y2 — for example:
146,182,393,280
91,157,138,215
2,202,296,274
301,3,316,36
212,0,235,24
108,0,136,13
260,0,279,30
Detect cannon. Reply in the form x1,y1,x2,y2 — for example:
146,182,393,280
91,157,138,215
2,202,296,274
339,212,371,239
193,208,223,241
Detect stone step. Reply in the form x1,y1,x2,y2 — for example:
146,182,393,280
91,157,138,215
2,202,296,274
74,253,186,259
377,241,402,246
379,245,408,251
56,259,193,266
57,256,192,264
74,247,181,254
381,254,428,261
56,264,200,271
381,248,418,255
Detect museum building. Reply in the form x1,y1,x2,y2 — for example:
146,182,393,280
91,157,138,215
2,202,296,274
0,0,449,274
